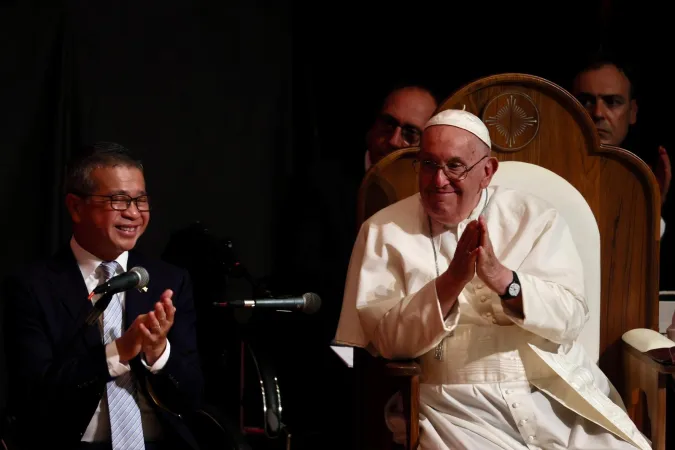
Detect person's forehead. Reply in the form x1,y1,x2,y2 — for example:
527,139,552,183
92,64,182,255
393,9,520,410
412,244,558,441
90,166,146,191
381,89,436,128
420,126,478,159
575,65,631,97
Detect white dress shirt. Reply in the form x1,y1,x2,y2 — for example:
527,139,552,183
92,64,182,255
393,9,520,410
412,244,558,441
70,237,170,442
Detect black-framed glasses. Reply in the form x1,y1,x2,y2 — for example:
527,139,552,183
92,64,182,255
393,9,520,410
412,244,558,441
81,194,151,211
413,155,488,182
374,114,422,146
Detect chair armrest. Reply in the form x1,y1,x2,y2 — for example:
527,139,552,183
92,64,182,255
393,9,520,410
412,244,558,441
385,360,421,377
622,328,675,373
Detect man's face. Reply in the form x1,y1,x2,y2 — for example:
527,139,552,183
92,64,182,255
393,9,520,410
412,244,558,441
366,88,437,165
67,165,150,260
418,126,496,226
572,64,637,146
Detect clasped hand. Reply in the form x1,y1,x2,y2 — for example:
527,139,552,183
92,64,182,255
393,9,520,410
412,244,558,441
445,216,512,294
117,289,176,365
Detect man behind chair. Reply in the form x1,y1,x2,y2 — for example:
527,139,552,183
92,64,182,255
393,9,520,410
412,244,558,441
3,142,203,450
365,84,438,170
334,110,650,449
572,53,671,211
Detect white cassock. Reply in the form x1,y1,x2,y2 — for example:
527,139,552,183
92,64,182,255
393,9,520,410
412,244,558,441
334,185,651,450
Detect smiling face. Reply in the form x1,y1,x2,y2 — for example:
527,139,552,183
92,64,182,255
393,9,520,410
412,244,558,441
66,165,149,261
418,125,497,226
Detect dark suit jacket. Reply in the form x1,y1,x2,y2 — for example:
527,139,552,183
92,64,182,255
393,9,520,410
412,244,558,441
2,246,204,450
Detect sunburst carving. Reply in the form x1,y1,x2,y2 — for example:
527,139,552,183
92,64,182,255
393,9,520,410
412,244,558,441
482,92,540,151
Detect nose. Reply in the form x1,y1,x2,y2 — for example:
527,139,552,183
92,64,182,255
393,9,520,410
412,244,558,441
121,201,141,219
433,166,450,187
388,127,406,149
591,100,608,122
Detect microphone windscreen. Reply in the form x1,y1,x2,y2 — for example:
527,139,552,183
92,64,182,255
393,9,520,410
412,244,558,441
302,292,321,314
129,266,150,288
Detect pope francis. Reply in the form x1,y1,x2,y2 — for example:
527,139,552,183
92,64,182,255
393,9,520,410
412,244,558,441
334,109,650,449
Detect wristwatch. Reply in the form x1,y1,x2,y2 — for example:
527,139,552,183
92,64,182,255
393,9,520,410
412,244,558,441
499,271,521,300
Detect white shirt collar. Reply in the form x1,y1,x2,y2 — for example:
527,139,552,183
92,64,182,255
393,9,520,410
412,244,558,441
70,235,129,281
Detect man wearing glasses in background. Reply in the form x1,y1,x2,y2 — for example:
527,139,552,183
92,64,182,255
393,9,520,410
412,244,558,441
3,142,203,450
365,84,438,170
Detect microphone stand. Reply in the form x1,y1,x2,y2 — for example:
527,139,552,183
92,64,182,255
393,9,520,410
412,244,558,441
60,291,114,359
85,291,116,326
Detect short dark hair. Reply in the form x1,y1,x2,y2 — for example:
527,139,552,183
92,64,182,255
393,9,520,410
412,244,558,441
382,82,440,108
576,49,638,99
65,141,143,195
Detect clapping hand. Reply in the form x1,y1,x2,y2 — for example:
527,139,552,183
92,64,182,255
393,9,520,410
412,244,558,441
475,216,512,295
139,289,176,365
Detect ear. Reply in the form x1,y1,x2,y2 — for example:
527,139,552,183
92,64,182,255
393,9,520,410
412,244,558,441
629,99,638,125
65,193,84,223
479,156,499,189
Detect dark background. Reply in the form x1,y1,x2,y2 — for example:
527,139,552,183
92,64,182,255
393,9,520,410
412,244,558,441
1,0,672,447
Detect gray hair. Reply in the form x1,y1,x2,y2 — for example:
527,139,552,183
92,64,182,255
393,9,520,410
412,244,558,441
65,141,144,195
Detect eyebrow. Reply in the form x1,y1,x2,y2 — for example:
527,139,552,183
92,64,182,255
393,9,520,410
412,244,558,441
577,91,627,101
418,153,466,164
105,189,148,196
382,113,421,131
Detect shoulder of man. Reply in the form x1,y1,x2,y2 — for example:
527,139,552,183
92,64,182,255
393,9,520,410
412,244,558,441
360,193,423,233
487,186,565,232
128,250,189,280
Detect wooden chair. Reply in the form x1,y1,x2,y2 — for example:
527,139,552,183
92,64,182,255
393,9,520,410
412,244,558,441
353,73,672,449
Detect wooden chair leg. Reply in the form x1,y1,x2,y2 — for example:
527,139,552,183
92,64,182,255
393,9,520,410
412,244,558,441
647,374,668,450
401,374,420,450
623,347,667,450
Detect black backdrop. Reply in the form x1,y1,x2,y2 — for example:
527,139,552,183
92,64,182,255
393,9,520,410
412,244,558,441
1,0,673,448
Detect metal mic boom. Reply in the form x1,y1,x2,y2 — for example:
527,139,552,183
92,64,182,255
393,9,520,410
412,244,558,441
213,292,321,314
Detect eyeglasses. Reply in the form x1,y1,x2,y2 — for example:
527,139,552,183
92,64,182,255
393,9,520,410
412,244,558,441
374,114,422,146
413,155,488,182
82,194,151,211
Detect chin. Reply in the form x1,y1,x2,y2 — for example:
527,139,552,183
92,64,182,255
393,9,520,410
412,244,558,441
427,207,462,227
110,236,140,253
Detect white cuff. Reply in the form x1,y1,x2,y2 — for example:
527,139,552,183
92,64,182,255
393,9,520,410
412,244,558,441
105,341,131,377
661,217,666,238
141,339,171,373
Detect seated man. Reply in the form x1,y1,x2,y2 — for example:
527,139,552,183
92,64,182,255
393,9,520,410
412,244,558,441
3,142,203,450
334,110,650,449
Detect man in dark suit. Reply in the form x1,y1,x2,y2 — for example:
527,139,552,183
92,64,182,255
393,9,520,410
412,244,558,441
2,142,203,450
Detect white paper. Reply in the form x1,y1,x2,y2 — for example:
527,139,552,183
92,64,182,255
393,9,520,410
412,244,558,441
659,300,675,333
330,345,354,368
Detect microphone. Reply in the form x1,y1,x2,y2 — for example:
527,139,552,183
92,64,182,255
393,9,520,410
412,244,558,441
91,266,150,296
213,292,321,314
85,266,150,326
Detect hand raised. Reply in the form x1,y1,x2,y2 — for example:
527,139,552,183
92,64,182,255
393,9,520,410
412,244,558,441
656,146,671,205
475,216,512,294
445,219,480,287
139,289,176,365
116,313,148,363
